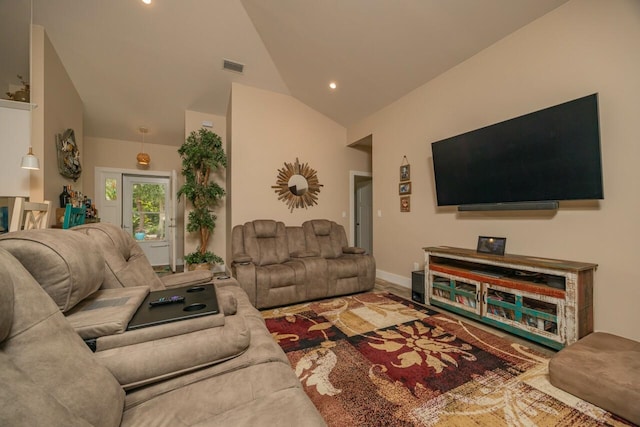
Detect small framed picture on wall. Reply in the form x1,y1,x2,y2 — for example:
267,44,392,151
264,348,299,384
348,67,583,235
400,196,410,212
400,164,410,182
399,182,411,195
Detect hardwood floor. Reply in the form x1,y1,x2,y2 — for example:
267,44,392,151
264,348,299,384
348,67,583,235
374,278,557,357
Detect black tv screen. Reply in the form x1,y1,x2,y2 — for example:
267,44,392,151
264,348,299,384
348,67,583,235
431,94,603,208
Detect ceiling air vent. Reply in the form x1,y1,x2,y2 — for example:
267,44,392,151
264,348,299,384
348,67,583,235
223,59,244,74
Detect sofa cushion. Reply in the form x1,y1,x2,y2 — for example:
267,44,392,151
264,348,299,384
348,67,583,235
73,223,166,290
121,361,325,426
327,257,359,279
310,219,332,236
0,270,12,342
257,263,299,289
243,220,290,266
254,219,278,238
303,220,345,259
0,354,93,427
0,229,104,312
0,248,124,427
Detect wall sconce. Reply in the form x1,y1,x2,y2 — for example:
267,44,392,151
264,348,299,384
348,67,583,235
136,126,151,166
21,146,40,170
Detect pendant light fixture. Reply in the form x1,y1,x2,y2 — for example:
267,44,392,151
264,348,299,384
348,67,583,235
21,146,40,170
136,126,151,166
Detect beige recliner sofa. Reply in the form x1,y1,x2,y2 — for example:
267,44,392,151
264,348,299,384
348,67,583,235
73,222,214,291
231,219,375,309
0,230,325,426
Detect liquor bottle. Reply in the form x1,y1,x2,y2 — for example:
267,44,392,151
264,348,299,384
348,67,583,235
84,196,91,218
59,186,71,208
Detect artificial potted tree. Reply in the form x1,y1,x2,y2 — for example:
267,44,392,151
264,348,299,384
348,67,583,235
177,128,227,270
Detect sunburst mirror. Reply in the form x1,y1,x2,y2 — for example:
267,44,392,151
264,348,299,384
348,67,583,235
272,158,323,212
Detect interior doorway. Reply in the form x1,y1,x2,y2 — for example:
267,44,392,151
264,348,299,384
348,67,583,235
355,175,373,254
350,171,373,255
348,133,373,255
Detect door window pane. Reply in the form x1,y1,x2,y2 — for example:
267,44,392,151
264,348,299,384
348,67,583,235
105,178,117,201
132,183,166,240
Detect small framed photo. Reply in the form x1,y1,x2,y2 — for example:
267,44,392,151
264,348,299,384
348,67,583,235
400,164,410,182
400,196,410,212
399,182,411,195
477,236,506,256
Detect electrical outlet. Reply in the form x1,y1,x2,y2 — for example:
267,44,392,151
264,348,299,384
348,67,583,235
413,262,419,271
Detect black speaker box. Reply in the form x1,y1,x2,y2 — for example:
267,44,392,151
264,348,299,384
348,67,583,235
411,270,425,304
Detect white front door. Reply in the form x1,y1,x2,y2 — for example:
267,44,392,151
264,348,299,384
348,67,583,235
123,175,171,266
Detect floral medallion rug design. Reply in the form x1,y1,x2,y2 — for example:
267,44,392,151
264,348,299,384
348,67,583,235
262,291,633,427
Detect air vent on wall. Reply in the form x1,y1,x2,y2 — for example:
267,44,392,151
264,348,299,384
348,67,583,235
223,59,244,74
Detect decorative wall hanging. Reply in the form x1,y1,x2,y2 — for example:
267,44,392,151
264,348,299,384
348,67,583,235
399,182,411,195
55,128,82,181
400,196,410,212
400,156,410,182
399,155,411,212
272,157,323,212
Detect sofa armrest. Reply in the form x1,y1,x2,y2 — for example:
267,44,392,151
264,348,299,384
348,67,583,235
342,246,366,255
232,254,253,264
160,270,213,288
290,250,320,258
231,262,257,306
95,315,250,390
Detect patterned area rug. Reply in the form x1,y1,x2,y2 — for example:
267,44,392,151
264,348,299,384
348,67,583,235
262,291,633,427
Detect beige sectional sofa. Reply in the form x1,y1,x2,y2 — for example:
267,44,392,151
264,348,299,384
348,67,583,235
231,219,375,309
0,226,326,426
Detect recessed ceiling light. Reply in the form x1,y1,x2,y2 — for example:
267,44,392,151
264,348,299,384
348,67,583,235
142,0,152,4
329,82,337,90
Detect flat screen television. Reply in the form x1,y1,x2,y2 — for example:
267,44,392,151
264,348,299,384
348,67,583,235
431,93,603,210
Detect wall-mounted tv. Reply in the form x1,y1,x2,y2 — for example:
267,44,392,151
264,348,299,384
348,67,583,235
431,93,603,211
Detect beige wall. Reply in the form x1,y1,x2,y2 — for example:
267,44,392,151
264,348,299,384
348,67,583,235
31,25,84,214
347,0,640,341
183,110,227,270
82,137,183,196
229,83,371,242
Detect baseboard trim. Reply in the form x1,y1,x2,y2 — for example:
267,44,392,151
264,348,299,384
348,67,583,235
376,269,411,289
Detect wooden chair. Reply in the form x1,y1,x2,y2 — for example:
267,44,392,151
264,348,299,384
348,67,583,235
62,204,86,229
9,197,52,232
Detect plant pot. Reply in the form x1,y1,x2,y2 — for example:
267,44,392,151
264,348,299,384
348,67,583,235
187,262,213,271
134,232,146,241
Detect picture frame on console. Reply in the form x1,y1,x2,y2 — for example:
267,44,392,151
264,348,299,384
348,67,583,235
477,236,506,256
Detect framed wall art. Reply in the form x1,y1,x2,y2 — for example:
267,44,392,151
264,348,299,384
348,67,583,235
400,164,410,182
400,196,410,212
399,182,411,195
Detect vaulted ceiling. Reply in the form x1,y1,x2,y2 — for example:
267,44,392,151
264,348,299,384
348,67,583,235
32,0,568,146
